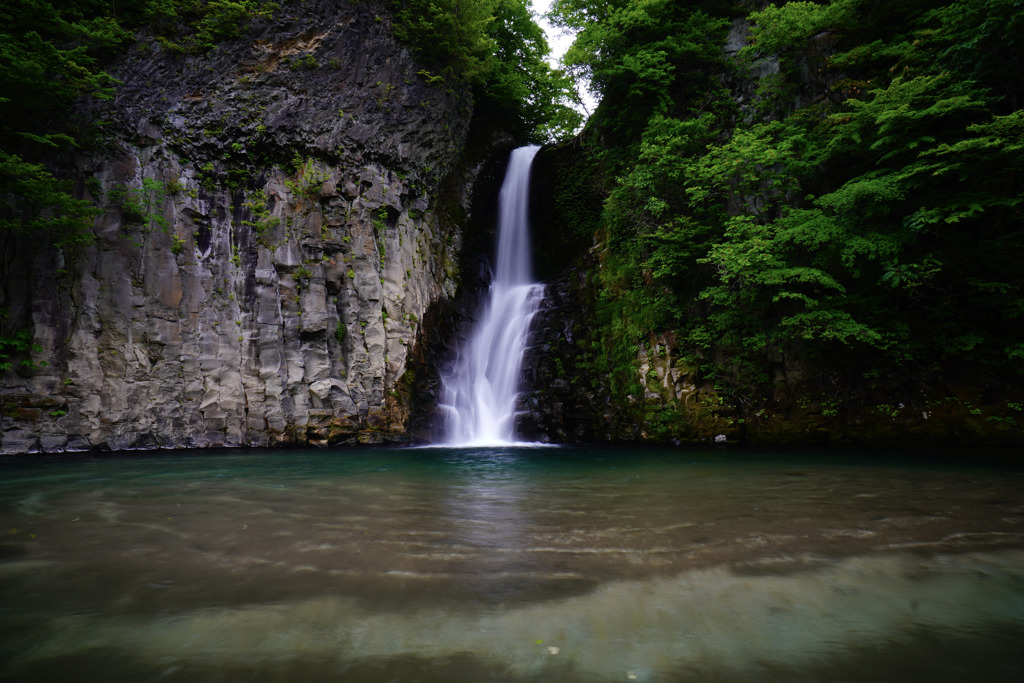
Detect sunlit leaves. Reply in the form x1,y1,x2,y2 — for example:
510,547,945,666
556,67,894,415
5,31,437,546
480,0,583,141
390,0,580,141
745,0,857,55
550,0,731,138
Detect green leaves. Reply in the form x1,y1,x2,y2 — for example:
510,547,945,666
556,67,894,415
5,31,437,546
0,152,98,246
390,0,580,141
567,0,1024,387
746,0,855,55
833,74,989,163
390,0,498,85
189,1,277,52
552,0,731,139
0,329,43,372
922,0,1024,104
0,1,273,247
479,0,583,141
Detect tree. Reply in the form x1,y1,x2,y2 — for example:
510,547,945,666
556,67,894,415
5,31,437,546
478,0,582,141
550,0,1024,399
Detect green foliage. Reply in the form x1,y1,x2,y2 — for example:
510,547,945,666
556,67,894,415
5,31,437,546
288,53,318,71
0,0,134,246
143,0,278,53
0,1,279,251
922,0,1024,108
553,0,1024,401
0,329,42,372
109,178,171,232
0,152,98,246
284,156,329,200
188,1,277,52
389,0,496,84
550,0,733,140
477,0,582,141
747,1,846,52
0,0,577,258
241,189,281,247
390,0,581,141
372,206,388,264
0,0,130,143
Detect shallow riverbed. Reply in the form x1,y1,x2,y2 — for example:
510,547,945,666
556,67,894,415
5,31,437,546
1,445,1023,681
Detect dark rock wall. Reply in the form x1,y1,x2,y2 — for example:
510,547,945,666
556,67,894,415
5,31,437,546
0,2,491,453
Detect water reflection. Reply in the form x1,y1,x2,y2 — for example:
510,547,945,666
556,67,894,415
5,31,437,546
0,446,1023,681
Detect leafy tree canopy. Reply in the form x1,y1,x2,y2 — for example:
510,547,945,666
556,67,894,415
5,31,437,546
549,0,733,141
390,0,582,141
549,0,1024,397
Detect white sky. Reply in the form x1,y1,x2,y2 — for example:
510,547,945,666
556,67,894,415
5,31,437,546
531,0,573,66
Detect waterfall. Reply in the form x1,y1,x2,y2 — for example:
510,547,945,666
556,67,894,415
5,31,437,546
439,146,544,446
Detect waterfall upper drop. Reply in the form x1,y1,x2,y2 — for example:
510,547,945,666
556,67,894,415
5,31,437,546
439,146,545,446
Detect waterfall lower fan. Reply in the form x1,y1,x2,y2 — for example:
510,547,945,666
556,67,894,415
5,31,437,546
439,146,544,446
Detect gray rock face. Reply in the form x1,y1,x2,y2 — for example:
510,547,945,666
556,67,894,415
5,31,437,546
0,2,475,452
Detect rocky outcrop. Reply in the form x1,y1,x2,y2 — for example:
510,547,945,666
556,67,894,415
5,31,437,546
0,1,483,453
516,268,591,443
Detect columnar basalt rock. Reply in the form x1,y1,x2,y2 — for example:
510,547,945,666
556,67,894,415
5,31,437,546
0,2,478,452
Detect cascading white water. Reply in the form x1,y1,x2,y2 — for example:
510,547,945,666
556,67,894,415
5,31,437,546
439,146,544,446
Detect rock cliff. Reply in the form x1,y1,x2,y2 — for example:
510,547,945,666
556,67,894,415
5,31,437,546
0,1,490,453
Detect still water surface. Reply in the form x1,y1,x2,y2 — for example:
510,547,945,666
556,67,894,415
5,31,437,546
1,445,1023,681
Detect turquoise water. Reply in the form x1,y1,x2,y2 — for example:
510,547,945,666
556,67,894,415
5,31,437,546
1,445,1023,681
